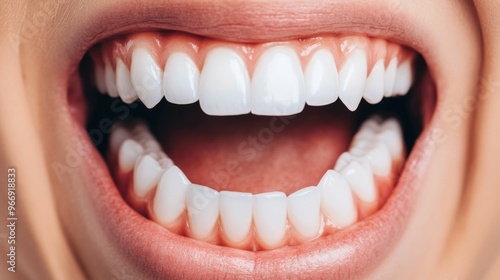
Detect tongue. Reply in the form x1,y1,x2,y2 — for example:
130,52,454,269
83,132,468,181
151,103,354,195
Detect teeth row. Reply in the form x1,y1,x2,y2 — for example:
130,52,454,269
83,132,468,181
111,115,404,249
95,46,414,115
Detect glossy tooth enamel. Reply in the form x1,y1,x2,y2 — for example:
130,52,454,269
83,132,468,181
133,154,163,198
186,184,220,241
287,186,321,240
384,57,398,97
253,192,288,249
251,46,306,116
318,170,357,228
219,191,253,245
363,60,385,104
153,166,190,227
305,49,339,106
94,35,416,114
199,48,251,115
338,159,377,204
394,60,413,95
338,50,367,111
118,139,144,173
131,48,163,109
116,58,138,104
104,59,119,98
377,121,404,159
163,52,200,105
351,142,392,177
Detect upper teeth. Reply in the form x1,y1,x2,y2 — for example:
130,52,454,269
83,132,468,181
93,37,414,115
110,115,405,250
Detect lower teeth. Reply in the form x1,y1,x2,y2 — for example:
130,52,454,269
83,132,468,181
108,115,405,250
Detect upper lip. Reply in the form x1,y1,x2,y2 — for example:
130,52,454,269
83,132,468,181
63,0,440,278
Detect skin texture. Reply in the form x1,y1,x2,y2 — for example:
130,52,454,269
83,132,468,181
0,0,498,279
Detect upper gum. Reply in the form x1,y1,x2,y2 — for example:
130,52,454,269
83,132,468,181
94,31,416,75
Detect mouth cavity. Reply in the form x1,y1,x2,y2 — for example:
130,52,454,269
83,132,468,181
78,31,430,251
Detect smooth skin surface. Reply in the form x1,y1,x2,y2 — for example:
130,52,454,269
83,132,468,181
0,0,498,279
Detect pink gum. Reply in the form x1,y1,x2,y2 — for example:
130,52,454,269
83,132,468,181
92,31,416,76
112,153,405,251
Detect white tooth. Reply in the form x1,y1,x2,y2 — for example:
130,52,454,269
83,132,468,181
109,124,131,156
334,152,353,173
130,122,162,150
384,58,398,97
95,62,107,94
131,48,163,109
199,48,251,115
305,49,339,106
118,139,144,173
351,133,376,151
318,170,357,228
253,192,287,249
377,119,404,159
351,118,380,146
163,52,199,105
133,154,163,198
104,60,119,98
116,59,138,104
363,60,385,104
341,161,376,203
358,142,392,176
393,60,413,95
251,46,305,116
339,50,367,111
219,191,253,244
287,187,321,240
187,184,219,240
153,166,190,226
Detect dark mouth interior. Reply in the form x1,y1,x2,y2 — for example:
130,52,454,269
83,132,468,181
76,40,432,198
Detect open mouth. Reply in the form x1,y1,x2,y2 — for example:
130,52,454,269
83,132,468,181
61,2,439,278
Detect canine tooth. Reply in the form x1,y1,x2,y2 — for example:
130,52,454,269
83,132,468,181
133,154,163,198
363,60,385,104
339,50,367,111
116,59,138,103
131,48,163,109
305,49,339,106
163,52,199,105
253,192,287,249
187,184,219,240
251,46,305,116
219,191,253,244
95,62,107,93
384,58,398,97
118,139,144,173
340,161,377,203
318,170,357,228
153,166,190,226
104,60,119,98
287,187,321,240
393,60,413,95
199,48,251,115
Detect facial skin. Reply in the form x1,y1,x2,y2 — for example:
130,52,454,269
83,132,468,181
0,0,498,279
